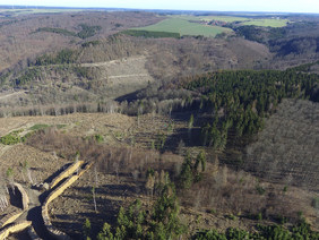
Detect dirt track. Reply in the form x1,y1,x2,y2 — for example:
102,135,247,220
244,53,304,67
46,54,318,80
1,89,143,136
81,56,155,93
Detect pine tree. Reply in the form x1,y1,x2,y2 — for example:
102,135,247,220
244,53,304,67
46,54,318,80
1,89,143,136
97,223,113,240
180,164,193,189
117,207,128,226
179,152,194,188
195,151,206,172
83,218,91,239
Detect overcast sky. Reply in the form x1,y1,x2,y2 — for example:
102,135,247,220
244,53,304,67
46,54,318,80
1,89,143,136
0,0,319,13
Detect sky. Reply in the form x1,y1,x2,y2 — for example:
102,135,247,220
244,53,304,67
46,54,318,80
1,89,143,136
0,0,319,14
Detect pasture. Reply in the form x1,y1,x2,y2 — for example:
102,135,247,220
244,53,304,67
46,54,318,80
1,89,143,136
132,17,233,37
198,15,250,22
240,18,289,27
172,15,289,27
0,8,84,16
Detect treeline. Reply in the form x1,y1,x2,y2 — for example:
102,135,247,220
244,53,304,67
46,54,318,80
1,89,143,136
35,49,77,66
34,24,102,39
122,30,180,39
290,60,319,72
0,102,101,118
35,27,77,37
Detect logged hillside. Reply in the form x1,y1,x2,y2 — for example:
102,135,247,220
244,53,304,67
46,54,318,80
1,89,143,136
1,10,319,240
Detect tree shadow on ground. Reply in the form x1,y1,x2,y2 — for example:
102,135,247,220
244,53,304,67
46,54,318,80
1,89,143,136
164,127,202,153
8,186,22,209
72,184,136,198
42,163,72,184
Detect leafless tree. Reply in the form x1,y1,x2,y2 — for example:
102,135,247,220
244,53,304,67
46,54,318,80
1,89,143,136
0,188,9,211
92,187,97,213
145,174,155,197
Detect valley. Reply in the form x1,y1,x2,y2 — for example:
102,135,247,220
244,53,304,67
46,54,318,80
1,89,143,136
0,6,318,240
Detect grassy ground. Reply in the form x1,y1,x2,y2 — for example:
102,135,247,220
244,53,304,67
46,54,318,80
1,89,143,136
131,16,288,38
0,8,84,16
169,15,289,27
132,18,233,37
241,18,289,27
196,16,249,22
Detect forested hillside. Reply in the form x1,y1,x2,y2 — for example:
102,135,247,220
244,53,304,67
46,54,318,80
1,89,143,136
0,8,319,240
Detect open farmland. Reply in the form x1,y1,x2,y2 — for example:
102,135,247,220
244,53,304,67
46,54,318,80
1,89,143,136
131,17,233,37
172,15,289,27
196,15,250,22
241,18,289,27
174,15,249,23
200,16,289,27
0,8,84,16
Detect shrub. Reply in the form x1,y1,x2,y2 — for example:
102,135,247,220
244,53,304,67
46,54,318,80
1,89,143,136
0,133,20,145
207,209,216,214
257,212,263,221
256,185,266,195
29,124,49,131
95,135,104,144
227,214,237,220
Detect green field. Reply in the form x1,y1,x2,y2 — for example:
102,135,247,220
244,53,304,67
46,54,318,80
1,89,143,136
197,16,250,22
132,18,233,37
241,18,289,27
171,15,249,23
169,15,289,27
0,8,84,16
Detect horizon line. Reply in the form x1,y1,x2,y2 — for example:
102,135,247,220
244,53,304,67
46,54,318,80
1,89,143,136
0,4,319,15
